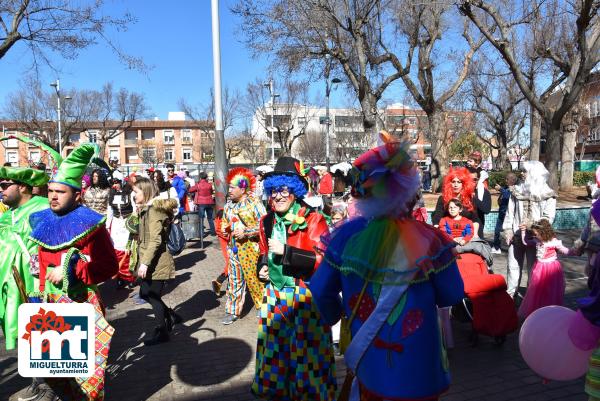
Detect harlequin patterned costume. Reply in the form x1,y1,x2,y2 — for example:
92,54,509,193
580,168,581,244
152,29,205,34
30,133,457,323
309,134,465,401
222,168,266,315
252,156,337,401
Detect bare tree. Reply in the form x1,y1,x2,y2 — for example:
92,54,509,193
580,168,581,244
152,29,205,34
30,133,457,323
0,0,145,71
179,87,238,165
138,140,164,167
4,77,98,150
232,0,411,139
4,79,148,154
92,83,149,158
241,78,314,156
467,59,527,170
237,128,265,167
459,0,600,190
297,129,327,164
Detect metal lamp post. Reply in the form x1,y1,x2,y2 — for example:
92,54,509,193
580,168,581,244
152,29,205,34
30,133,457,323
50,80,71,156
325,78,342,170
263,79,280,164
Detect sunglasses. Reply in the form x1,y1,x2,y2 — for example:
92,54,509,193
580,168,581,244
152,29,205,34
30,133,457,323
0,182,17,190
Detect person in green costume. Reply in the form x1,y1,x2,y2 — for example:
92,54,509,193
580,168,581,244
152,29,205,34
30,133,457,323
0,166,49,350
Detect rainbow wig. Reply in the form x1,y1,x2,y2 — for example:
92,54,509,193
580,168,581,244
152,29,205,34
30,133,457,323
263,174,308,199
442,167,475,211
349,133,420,218
227,167,256,192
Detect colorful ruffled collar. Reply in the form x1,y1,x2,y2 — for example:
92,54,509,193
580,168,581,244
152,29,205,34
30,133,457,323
29,206,105,250
275,201,308,233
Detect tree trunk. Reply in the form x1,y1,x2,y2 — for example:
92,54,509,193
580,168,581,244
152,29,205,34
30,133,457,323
560,124,578,190
545,122,561,191
428,111,449,193
360,94,380,146
529,106,541,161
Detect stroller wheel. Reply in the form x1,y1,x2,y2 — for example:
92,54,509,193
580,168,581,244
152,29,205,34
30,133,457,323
494,336,506,345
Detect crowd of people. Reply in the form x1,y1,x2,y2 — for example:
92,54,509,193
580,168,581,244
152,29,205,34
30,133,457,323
0,134,599,401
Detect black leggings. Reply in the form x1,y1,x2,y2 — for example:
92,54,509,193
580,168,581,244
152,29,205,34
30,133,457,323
139,279,168,328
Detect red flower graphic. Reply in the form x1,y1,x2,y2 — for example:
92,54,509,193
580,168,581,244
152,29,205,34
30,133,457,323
22,307,72,352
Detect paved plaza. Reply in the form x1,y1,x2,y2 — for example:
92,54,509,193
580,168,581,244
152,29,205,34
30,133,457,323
0,230,592,401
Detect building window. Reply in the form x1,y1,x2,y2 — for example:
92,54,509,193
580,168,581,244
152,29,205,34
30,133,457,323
5,151,18,164
182,129,192,143
109,150,119,162
182,148,192,161
142,130,155,141
408,117,417,125
87,130,98,143
164,149,174,161
69,133,80,143
29,151,41,163
297,117,307,126
163,130,175,144
141,148,156,160
3,134,18,148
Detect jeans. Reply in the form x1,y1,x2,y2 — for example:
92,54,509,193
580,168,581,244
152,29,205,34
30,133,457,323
140,279,168,328
198,204,216,235
493,210,507,249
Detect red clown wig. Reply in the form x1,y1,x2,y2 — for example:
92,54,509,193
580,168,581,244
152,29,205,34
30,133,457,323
226,167,256,192
442,167,475,211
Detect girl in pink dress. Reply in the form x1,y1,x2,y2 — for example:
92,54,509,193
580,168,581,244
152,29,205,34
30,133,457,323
518,219,572,319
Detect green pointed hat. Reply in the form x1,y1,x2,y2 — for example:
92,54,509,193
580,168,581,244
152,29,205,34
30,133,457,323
0,167,50,187
50,143,99,190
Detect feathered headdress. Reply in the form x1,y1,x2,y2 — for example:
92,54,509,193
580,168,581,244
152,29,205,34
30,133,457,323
349,131,420,218
227,167,256,192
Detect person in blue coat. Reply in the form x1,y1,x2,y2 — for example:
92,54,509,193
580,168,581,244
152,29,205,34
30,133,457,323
310,133,465,401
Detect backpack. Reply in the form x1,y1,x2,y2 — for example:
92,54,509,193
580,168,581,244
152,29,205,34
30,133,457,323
167,221,186,256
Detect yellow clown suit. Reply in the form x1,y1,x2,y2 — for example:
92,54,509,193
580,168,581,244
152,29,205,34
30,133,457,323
221,168,266,324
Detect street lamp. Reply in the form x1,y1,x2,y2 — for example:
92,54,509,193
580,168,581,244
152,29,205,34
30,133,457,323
50,80,71,156
325,77,342,170
263,79,279,164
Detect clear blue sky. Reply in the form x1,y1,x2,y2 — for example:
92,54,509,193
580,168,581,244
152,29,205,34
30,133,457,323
0,0,286,120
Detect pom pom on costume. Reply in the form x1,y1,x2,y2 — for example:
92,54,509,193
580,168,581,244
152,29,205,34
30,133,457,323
349,132,420,218
227,167,256,192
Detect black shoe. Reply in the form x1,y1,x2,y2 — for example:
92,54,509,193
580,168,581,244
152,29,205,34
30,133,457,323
116,279,126,289
165,309,183,332
143,326,169,346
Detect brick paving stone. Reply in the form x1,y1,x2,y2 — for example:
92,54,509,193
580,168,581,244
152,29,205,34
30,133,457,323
0,231,592,400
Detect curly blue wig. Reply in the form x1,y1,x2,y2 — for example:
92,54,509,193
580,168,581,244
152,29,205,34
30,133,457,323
263,174,308,199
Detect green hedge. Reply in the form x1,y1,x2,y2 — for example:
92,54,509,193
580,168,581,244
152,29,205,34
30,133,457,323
573,171,596,186
487,170,594,187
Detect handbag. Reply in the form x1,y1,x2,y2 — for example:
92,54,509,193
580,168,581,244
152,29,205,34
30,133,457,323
167,221,186,256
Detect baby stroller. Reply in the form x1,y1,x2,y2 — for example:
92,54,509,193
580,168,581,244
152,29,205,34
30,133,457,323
452,240,519,345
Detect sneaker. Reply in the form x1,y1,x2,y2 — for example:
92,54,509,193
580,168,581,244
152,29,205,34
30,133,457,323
17,383,57,401
491,247,502,254
222,314,238,325
143,326,169,346
14,380,40,401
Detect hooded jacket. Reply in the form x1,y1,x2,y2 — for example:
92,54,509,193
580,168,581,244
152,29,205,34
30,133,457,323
137,198,178,280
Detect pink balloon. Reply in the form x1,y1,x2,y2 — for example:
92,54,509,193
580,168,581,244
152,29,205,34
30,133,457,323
519,306,594,381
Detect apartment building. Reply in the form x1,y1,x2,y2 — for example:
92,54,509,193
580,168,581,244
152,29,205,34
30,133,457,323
1,115,214,169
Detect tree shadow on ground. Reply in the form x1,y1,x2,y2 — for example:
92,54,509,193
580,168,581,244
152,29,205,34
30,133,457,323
105,290,250,400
